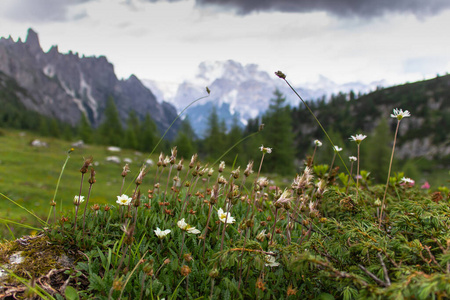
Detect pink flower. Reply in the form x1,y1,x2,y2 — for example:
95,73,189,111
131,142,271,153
421,181,430,189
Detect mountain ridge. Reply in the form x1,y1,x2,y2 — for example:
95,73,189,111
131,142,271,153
0,28,180,138
143,60,385,136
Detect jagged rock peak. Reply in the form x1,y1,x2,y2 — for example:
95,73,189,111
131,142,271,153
25,28,42,53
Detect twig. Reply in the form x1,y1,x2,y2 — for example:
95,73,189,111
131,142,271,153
377,253,391,286
358,264,388,287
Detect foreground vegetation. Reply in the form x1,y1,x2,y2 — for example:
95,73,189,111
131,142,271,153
0,137,449,299
0,73,449,299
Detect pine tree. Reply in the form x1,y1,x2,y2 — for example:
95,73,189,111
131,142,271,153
124,110,139,150
138,113,159,152
362,119,391,183
223,116,243,165
96,97,123,146
261,90,296,175
203,106,227,161
77,113,94,144
174,118,197,159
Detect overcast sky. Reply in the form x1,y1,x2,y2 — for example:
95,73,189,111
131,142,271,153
1,0,449,86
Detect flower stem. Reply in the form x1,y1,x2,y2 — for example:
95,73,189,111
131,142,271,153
379,120,401,228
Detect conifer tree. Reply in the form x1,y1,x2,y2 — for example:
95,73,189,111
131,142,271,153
204,106,227,160
124,110,139,150
224,116,243,165
362,119,392,182
174,117,197,159
138,113,159,152
78,113,93,144
262,90,296,175
96,97,123,146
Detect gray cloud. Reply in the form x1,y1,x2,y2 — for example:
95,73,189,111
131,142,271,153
3,0,91,22
194,0,450,18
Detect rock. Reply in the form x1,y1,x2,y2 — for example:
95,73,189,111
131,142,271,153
30,139,48,147
107,146,121,152
71,140,85,148
106,156,121,164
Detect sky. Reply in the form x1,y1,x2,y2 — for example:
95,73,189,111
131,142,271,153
1,0,450,87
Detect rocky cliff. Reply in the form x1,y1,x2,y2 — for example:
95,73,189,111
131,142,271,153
0,29,179,137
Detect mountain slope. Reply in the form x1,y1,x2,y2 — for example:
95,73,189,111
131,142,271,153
144,60,384,136
0,29,179,137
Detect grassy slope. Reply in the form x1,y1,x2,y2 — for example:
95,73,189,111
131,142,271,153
0,129,155,232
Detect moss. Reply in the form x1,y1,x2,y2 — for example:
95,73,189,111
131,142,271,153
0,232,72,283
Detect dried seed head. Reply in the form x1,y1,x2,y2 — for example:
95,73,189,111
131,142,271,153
88,167,96,185
244,161,254,177
135,165,147,186
189,154,198,168
121,163,130,177
177,158,184,171
80,156,93,174
274,70,286,79
180,265,191,276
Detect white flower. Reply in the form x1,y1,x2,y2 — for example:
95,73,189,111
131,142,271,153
314,140,322,147
390,108,411,120
116,194,132,206
333,145,343,152
349,156,357,162
260,145,272,154
187,227,201,234
177,218,201,234
400,177,415,186
264,255,280,267
217,208,236,224
349,134,367,144
73,195,85,205
154,227,171,239
177,218,188,230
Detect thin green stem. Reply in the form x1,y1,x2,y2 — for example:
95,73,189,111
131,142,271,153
279,76,352,178
379,120,401,228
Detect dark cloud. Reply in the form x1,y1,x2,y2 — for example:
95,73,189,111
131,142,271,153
194,0,450,18
3,0,91,22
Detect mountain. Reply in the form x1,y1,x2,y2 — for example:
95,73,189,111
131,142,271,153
0,29,179,138
143,60,384,137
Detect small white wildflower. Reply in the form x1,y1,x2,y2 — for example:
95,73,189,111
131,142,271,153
260,145,273,154
116,194,132,206
390,108,411,120
217,208,236,224
73,195,85,205
400,177,415,185
314,140,322,147
349,156,357,162
154,227,171,239
177,218,201,234
349,134,367,144
333,145,343,152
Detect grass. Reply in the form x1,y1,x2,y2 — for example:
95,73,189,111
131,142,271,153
0,130,160,232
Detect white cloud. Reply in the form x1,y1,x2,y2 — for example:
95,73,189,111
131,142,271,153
0,0,448,86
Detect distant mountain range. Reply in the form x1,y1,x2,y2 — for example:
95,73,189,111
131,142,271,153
0,28,180,138
143,60,385,136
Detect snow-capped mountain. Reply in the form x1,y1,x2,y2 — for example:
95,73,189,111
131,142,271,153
143,60,385,137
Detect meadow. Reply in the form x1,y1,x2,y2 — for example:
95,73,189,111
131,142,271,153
0,74,449,299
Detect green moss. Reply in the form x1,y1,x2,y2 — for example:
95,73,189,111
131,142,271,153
0,233,72,283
